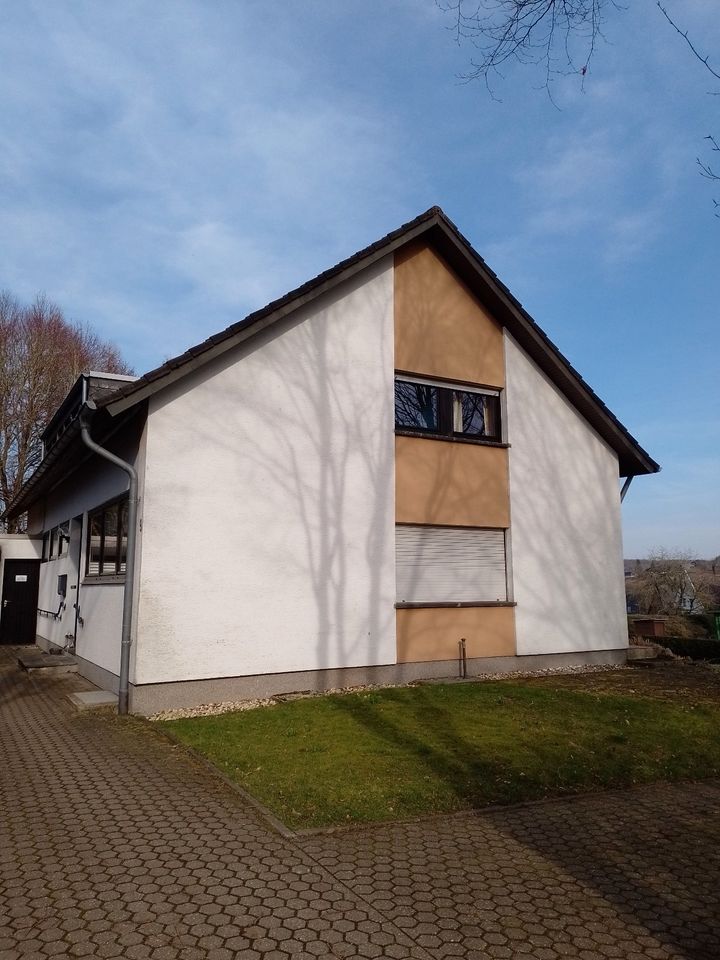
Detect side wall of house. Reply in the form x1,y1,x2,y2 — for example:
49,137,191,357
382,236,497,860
34,418,147,683
504,332,628,654
134,257,396,685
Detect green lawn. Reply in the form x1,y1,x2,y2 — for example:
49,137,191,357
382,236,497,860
159,680,720,830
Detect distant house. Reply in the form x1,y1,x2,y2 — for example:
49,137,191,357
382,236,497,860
1,207,659,713
624,556,720,617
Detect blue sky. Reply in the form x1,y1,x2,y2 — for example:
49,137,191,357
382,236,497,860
1,0,718,557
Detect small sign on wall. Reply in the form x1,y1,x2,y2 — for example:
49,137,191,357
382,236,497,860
15,575,28,582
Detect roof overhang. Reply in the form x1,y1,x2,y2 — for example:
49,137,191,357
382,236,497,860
3,406,143,521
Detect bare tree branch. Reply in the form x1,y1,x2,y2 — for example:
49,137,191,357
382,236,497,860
657,2,720,82
697,134,720,183
436,0,617,93
438,2,720,210
656,5,720,210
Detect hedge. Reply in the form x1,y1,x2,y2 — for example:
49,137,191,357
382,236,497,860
660,636,720,661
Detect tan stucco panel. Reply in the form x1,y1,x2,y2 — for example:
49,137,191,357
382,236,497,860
395,436,509,527
394,242,505,386
396,606,516,662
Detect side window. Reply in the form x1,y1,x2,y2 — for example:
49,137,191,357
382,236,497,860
88,513,102,575
86,497,129,578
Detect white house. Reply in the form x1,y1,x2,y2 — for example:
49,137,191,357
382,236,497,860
2,208,659,714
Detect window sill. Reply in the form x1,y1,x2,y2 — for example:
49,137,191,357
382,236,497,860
395,430,510,448
395,601,517,609
82,575,126,585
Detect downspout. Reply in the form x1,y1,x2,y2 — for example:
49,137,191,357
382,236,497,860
78,400,138,715
620,476,634,502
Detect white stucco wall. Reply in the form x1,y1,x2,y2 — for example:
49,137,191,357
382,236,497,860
504,332,628,654
135,258,396,684
35,419,146,677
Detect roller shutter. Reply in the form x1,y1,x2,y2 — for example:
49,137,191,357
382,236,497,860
396,525,507,604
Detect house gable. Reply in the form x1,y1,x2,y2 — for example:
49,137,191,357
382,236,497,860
96,207,658,479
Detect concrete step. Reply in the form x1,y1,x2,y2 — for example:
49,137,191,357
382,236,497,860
627,644,660,661
67,690,117,711
18,651,78,675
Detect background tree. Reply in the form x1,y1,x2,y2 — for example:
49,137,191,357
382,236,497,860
626,549,720,631
0,291,132,531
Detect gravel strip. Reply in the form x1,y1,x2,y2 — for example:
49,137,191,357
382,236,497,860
149,662,629,722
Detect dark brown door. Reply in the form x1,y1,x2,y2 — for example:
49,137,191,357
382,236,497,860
0,559,40,645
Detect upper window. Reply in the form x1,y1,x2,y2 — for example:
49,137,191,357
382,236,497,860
394,376,501,442
86,497,128,578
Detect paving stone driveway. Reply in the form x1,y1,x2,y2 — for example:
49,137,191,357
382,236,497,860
1,648,719,960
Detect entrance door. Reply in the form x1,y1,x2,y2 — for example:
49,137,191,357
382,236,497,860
0,559,41,645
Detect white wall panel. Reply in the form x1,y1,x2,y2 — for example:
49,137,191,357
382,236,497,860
136,258,396,684
504,332,628,654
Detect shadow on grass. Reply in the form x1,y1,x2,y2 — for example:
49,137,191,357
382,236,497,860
326,685,523,808
324,684,720,960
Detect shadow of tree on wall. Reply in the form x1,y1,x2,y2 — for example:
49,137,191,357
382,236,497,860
154,264,403,678
505,341,627,656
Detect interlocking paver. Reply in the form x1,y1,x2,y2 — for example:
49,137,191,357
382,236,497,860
297,771,720,960
0,648,428,960
1,646,720,959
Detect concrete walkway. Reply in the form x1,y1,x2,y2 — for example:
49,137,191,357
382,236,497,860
1,647,719,960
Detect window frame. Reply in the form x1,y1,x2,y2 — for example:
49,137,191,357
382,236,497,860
85,495,129,581
394,373,505,446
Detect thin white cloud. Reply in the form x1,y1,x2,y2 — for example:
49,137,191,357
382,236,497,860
0,1,407,369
